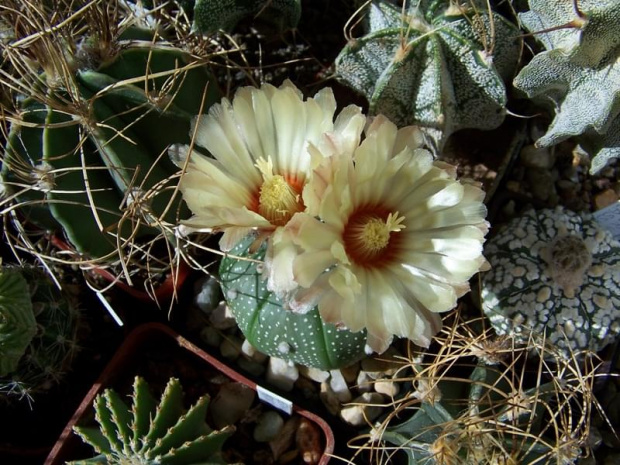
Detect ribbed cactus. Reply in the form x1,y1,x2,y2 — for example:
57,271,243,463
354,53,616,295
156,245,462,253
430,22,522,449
0,267,81,403
513,0,620,174
69,376,234,465
219,235,368,370
1,5,220,261
335,0,520,151
191,0,301,34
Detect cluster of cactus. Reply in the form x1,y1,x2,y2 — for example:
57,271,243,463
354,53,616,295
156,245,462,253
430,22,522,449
0,266,81,403
513,0,620,174
0,1,220,265
70,376,234,464
480,207,620,355
334,0,520,151
360,312,596,465
219,235,368,370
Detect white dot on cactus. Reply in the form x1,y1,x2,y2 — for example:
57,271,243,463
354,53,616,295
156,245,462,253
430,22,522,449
226,289,238,300
536,287,551,303
255,263,264,273
277,342,291,354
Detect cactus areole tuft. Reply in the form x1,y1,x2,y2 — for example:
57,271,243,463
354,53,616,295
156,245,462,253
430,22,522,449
219,235,368,370
481,207,620,354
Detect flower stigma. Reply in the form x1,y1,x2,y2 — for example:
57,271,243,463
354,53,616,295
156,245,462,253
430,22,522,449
344,211,406,266
256,157,304,226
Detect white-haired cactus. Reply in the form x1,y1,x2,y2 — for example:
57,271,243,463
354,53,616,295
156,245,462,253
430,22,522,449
513,0,620,174
335,0,520,150
1,14,220,260
69,376,234,465
0,267,81,403
191,0,301,33
481,207,620,354
219,235,368,370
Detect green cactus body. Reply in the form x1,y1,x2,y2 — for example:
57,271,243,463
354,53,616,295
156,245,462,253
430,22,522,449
70,376,234,465
0,269,37,377
1,29,220,259
219,235,367,370
0,267,81,402
513,0,620,173
335,0,520,150
481,207,620,354
381,362,557,464
191,0,301,34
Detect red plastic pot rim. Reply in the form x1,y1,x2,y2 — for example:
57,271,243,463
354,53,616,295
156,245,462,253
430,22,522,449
50,235,190,303
45,322,335,465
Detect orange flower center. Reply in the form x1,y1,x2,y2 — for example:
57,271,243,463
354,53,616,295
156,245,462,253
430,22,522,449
343,209,405,267
255,158,304,226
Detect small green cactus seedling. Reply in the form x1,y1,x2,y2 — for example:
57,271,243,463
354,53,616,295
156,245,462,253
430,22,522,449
191,0,301,34
481,207,620,354
335,0,520,151
0,268,37,378
219,235,368,370
0,267,81,403
69,376,234,465
513,0,620,173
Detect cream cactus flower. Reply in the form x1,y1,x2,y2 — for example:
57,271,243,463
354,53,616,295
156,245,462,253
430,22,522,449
280,115,489,353
176,80,365,251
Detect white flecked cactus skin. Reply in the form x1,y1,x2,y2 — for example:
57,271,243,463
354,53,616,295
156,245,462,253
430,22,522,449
481,207,620,354
219,235,367,370
513,0,620,174
334,0,520,151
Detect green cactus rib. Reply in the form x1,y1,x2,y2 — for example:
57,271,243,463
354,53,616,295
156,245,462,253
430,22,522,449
70,377,234,465
0,270,37,377
513,0,620,173
0,267,81,402
192,0,301,34
219,235,367,370
335,0,520,151
1,36,220,259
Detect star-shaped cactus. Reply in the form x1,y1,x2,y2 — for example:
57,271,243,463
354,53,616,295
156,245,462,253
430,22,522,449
513,0,620,173
335,0,520,151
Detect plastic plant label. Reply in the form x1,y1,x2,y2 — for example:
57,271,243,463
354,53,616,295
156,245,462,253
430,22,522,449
257,385,293,415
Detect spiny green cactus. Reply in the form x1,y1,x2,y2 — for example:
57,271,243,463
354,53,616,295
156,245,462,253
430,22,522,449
0,268,37,377
191,0,301,34
0,267,81,403
380,361,563,464
335,0,520,151
513,0,620,174
480,207,620,355
1,9,220,260
219,235,368,370
69,376,235,465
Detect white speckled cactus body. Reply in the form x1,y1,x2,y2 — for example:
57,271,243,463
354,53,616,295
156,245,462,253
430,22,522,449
335,0,520,150
513,0,620,174
70,376,234,465
219,236,367,370
481,207,620,354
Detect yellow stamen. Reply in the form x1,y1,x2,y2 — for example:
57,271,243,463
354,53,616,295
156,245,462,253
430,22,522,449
345,211,405,265
256,157,303,226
